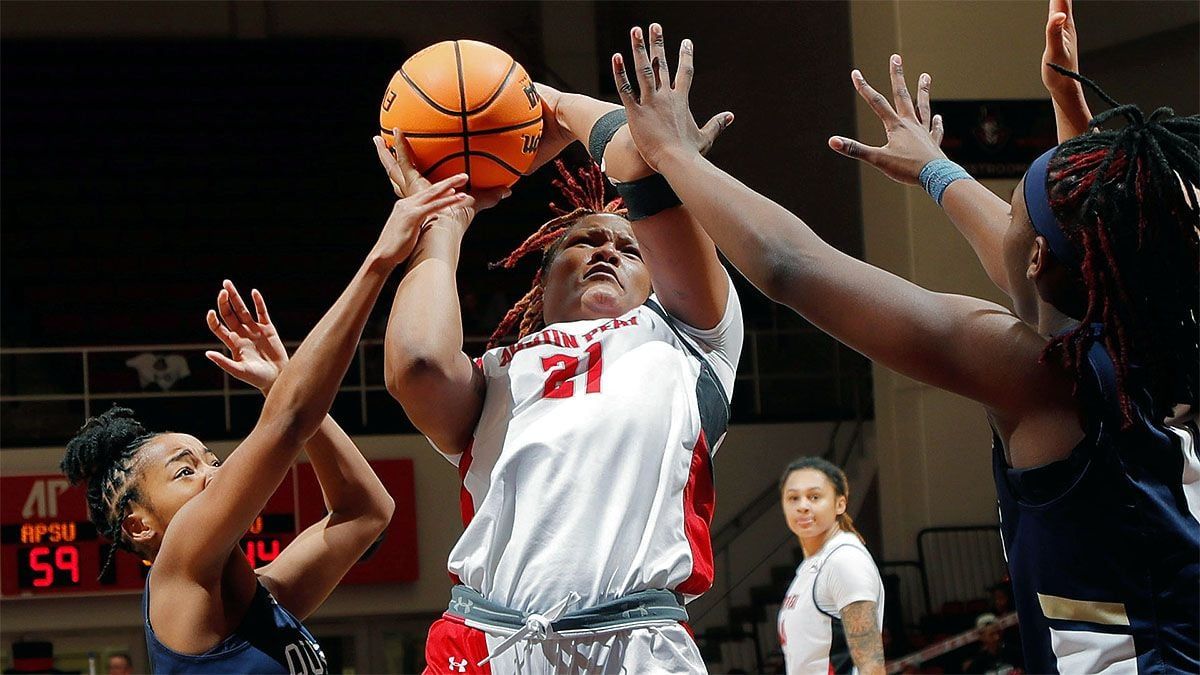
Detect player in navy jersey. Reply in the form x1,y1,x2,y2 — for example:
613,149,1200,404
610,11,1197,674
61,177,472,673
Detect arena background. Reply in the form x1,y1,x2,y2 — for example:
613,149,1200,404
1,1,1196,672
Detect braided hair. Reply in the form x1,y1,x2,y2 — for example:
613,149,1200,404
1038,65,1199,427
486,160,626,349
60,406,157,577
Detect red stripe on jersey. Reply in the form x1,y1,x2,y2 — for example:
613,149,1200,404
458,440,476,528
449,441,477,586
676,431,716,596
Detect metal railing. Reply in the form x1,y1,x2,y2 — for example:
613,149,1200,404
917,525,1006,615
1,328,872,446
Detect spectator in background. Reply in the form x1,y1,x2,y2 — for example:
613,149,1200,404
105,654,132,675
962,613,1023,674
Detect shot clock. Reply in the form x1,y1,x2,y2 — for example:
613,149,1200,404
2,460,417,598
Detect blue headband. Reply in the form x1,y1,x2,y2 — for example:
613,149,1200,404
1023,146,1081,270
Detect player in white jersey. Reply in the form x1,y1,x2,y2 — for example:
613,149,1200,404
777,458,884,675
380,71,741,674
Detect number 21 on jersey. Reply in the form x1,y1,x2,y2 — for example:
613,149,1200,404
541,343,602,399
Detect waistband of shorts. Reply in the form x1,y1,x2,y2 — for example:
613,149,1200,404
444,585,688,636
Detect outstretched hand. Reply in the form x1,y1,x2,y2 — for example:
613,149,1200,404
828,55,946,185
205,280,288,394
1042,0,1083,102
1041,0,1092,139
374,129,510,234
610,24,733,171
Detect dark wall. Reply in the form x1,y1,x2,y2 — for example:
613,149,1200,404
1,2,859,349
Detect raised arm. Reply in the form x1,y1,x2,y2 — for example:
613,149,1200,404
158,175,467,580
1042,0,1093,141
612,32,1070,418
382,133,507,455
203,283,395,619
534,24,732,329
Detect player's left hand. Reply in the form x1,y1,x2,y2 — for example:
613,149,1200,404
205,280,289,394
1042,0,1084,104
827,55,946,185
611,24,733,172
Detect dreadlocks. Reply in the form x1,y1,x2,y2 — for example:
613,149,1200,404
61,406,156,578
486,160,626,349
1040,64,1199,426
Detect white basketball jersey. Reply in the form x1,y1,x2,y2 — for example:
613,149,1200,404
778,530,884,675
436,284,742,614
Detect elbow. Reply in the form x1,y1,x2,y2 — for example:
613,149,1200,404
384,354,446,402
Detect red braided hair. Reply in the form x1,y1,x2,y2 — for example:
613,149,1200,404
1037,68,1199,427
486,160,625,350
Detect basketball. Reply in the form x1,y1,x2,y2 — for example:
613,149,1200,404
380,40,543,190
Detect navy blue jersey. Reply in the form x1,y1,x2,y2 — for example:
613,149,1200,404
993,337,1200,673
144,576,327,674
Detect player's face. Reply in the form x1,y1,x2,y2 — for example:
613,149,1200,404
541,215,652,325
780,469,846,542
127,433,222,556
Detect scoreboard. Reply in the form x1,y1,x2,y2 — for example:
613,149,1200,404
1,459,418,598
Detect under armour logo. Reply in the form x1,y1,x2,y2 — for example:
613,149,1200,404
622,603,650,618
450,598,474,614
448,657,467,672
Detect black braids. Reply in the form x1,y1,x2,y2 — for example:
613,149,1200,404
1047,62,1121,110
1043,70,1199,425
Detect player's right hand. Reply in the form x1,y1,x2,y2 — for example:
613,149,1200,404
369,164,471,266
374,130,509,237
827,55,946,186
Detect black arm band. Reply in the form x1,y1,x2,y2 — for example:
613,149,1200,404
587,108,681,220
587,109,629,163
615,173,682,221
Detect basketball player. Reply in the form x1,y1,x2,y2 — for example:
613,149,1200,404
612,22,1198,674
379,64,741,672
777,458,884,675
61,177,468,673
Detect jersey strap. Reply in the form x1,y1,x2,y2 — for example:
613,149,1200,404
643,298,730,444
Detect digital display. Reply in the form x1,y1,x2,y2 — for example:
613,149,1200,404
2,460,417,598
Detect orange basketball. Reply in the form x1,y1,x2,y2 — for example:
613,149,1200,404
380,40,543,191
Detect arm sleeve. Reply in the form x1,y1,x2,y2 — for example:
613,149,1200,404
664,273,743,401
817,546,883,616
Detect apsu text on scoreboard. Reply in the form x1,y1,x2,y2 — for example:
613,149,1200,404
1,460,418,598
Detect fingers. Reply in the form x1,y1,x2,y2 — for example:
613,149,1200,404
675,38,695,93
373,136,406,197
828,136,882,164
931,114,945,146
852,69,901,130
206,309,238,351
888,54,917,119
469,186,514,212
411,173,468,204
917,73,932,130
612,53,636,106
629,26,656,96
698,111,734,155
1045,11,1067,57
216,288,246,338
204,350,243,377
648,23,670,91
222,279,257,332
250,288,270,325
